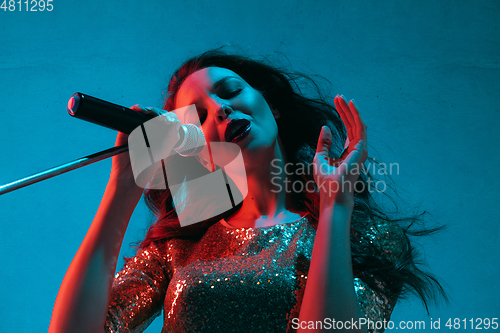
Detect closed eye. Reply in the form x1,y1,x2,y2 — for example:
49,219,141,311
215,78,243,100
218,88,242,99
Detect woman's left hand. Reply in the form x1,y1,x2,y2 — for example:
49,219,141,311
313,95,368,207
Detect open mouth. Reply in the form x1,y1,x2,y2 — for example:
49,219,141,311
225,119,251,143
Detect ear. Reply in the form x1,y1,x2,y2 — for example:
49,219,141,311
271,106,280,120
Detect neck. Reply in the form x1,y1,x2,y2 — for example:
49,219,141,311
224,137,303,228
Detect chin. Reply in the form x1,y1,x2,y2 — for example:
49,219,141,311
241,138,277,158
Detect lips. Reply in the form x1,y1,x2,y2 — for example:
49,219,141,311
225,119,251,142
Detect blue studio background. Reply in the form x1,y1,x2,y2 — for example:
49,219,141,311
1,0,499,332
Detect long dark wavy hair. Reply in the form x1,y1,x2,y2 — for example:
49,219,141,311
137,48,447,312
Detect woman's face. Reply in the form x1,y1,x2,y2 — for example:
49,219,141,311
173,67,280,168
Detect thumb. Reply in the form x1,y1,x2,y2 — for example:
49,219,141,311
316,126,332,158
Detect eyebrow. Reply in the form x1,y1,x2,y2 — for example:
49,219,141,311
177,76,240,107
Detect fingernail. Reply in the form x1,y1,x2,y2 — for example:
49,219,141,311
145,106,153,111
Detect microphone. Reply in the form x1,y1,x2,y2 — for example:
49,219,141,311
67,92,205,156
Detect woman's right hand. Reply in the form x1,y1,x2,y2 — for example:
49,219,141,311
109,105,181,192
50,104,176,333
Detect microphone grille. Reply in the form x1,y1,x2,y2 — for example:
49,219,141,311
174,124,206,157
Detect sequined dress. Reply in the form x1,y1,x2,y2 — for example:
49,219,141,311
105,214,400,333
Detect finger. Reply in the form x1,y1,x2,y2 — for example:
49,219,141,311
165,110,179,120
166,114,182,131
315,126,333,159
147,106,170,117
334,96,354,141
338,143,350,161
338,95,356,140
114,131,129,146
349,100,367,146
344,137,350,149
130,104,157,116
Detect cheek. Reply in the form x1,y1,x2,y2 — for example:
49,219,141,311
235,91,272,117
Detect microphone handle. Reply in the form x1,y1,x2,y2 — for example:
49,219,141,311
67,92,157,134
0,144,129,196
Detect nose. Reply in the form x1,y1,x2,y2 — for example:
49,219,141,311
216,103,233,122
